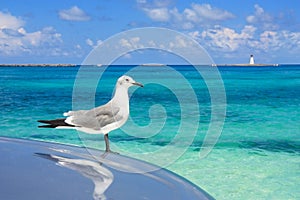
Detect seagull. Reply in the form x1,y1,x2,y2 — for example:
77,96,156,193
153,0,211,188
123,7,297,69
38,75,143,153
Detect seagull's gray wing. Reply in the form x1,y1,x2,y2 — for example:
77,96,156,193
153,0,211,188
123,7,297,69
93,103,123,128
65,102,122,130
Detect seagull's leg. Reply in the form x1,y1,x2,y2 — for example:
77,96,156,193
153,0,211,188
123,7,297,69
103,134,119,155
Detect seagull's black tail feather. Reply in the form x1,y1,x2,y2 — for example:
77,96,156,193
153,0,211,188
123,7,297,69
37,118,74,128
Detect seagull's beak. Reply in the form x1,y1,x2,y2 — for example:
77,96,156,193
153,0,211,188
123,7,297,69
132,82,144,87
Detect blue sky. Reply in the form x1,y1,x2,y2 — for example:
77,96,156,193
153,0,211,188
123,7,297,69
1,0,299,64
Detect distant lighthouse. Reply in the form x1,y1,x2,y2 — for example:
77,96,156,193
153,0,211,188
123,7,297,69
249,55,255,64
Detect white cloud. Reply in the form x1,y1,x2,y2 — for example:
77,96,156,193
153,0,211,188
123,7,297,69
188,3,235,21
86,38,103,48
117,34,194,55
143,8,170,22
200,25,255,52
188,31,200,39
183,8,197,22
119,38,131,48
137,0,173,8
130,37,140,44
136,0,147,4
194,23,300,60
119,37,143,49
246,4,266,23
136,2,300,63
86,38,94,47
75,44,81,49
246,4,278,30
168,35,192,49
0,11,24,29
255,31,280,50
122,53,132,59
96,40,103,46
0,11,63,56
139,3,234,29
59,6,90,21
251,30,300,52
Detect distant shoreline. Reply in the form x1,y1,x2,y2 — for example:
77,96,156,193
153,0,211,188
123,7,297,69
1,63,298,67
0,64,77,67
212,63,280,67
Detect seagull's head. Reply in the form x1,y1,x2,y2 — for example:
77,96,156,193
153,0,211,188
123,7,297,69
117,75,143,88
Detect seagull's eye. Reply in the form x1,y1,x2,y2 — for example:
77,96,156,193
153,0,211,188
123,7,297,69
125,78,129,82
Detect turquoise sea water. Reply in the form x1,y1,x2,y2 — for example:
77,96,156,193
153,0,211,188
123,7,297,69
0,65,299,199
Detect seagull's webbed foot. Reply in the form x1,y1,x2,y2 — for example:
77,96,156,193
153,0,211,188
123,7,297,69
106,149,119,154
101,149,119,158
